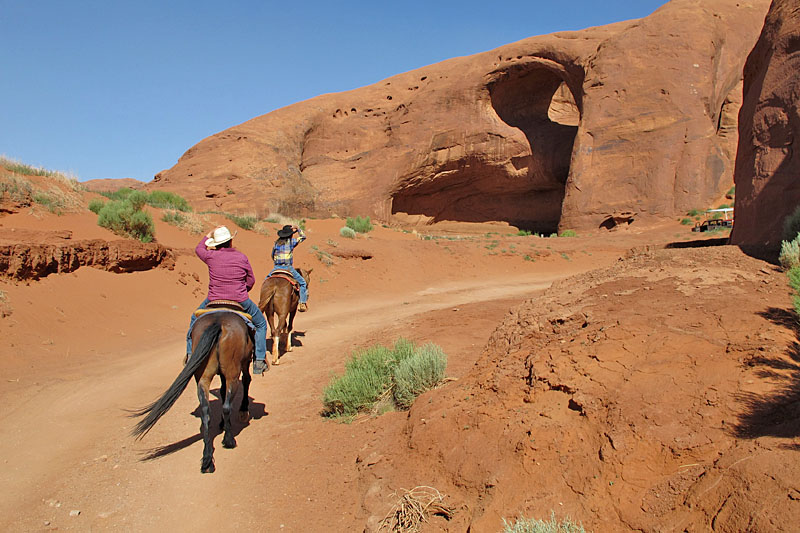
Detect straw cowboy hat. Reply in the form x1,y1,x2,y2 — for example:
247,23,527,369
205,226,237,247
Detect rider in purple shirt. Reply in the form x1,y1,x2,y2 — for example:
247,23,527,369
186,225,269,375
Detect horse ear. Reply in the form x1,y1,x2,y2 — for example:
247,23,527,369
306,268,313,276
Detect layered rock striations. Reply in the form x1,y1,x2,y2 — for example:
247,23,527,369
732,0,800,248
152,0,770,233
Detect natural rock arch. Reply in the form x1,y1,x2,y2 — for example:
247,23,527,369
390,61,580,233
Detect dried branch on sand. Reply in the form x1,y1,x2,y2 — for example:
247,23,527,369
379,486,454,532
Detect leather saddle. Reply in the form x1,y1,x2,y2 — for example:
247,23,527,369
193,300,253,321
269,269,300,290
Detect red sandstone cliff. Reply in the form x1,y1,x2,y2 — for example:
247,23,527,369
151,0,770,233
732,0,800,249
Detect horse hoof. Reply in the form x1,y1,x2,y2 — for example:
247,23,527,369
238,411,250,423
222,438,237,449
272,358,280,366
201,462,215,474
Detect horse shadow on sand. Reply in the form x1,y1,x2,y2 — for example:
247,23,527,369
732,307,800,449
139,387,267,461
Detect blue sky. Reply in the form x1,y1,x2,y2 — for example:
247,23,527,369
1,1,667,181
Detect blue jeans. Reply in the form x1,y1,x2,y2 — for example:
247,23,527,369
270,265,307,303
186,298,267,362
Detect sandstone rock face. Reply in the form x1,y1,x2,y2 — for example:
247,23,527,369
152,0,769,233
732,0,800,248
0,239,175,281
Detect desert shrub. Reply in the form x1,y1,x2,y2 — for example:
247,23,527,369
100,187,136,201
339,226,356,239
322,345,395,417
687,208,704,217
779,236,800,270
322,338,447,418
559,229,577,237
783,206,800,242
311,245,335,266
517,229,532,236
97,198,155,242
0,155,59,177
147,190,191,211
0,174,34,203
680,218,693,225
162,209,204,234
502,512,586,533
127,190,148,211
32,191,62,213
393,343,447,409
346,215,373,233
727,186,736,197
225,213,257,231
788,266,800,293
88,198,105,214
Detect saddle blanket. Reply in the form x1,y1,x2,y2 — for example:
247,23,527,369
189,308,256,340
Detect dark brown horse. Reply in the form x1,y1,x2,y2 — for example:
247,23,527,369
130,310,253,473
258,268,311,365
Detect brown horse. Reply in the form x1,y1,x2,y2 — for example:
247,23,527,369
258,268,311,365
130,310,253,473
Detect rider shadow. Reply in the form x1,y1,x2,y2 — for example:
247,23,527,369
139,387,267,461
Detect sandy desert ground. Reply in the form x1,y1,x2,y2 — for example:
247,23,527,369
2,196,797,531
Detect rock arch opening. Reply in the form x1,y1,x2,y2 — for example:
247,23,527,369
391,64,579,232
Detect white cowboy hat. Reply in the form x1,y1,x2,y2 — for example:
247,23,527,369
205,226,237,247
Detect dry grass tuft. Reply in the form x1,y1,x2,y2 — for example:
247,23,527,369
378,486,454,532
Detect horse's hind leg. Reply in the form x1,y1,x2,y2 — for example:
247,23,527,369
287,309,297,352
197,378,215,473
267,306,280,365
239,363,251,423
220,374,239,449
218,375,227,431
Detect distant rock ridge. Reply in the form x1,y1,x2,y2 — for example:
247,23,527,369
151,0,770,233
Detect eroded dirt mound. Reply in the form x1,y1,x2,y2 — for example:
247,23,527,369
359,245,800,531
0,238,174,281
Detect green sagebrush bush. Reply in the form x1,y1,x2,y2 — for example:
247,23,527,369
225,213,257,230
147,190,191,211
322,338,447,418
101,187,192,212
780,237,800,270
88,198,105,214
393,342,447,409
97,198,155,242
346,215,373,233
339,226,357,239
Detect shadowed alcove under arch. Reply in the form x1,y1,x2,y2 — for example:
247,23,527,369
391,62,580,232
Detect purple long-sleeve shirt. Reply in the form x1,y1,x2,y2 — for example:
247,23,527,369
195,238,255,302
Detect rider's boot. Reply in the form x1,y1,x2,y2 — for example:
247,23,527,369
298,302,308,312
253,359,268,375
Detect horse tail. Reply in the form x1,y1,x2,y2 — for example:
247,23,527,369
258,281,278,312
129,319,222,440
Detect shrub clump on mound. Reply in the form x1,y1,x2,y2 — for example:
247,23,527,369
346,215,373,233
100,187,192,212
339,226,357,239
322,338,447,418
94,190,155,242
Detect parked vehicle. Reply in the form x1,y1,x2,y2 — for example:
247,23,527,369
692,208,734,232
